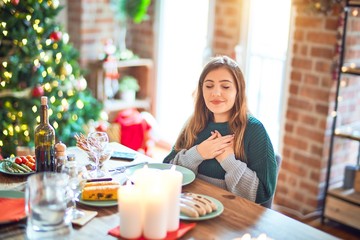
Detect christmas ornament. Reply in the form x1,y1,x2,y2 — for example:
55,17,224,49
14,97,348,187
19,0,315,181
49,31,62,42
74,76,87,91
32,85,44,97
11,0,19,6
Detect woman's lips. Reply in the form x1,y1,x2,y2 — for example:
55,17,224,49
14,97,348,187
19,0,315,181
210,100,223,105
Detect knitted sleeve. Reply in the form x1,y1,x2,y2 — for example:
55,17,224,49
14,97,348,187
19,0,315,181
244,118,277,204
163,146,203,174
220,154,259,202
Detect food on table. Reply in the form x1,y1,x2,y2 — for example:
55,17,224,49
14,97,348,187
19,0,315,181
180,203,199,218
81,181,120,201
182,192,218,211
84,181,120,188
180,197,207,216
179,192,218,218
2,155,36,173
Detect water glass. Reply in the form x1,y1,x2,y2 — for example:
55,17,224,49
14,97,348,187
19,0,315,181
61,156,85,219
25,172,73,240
87,131,109,178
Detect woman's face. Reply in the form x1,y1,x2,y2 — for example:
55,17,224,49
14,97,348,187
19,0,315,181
202,67,237,122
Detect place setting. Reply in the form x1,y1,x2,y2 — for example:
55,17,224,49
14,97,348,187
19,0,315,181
0,130,225,240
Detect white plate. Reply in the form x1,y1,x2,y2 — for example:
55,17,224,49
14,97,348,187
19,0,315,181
125,163,196,186
179,194,224,221
77,197,118,207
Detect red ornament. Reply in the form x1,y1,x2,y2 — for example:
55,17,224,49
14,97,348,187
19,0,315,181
32,85,44,97
96,123,107,132
49,31,62,42
11,0,19,5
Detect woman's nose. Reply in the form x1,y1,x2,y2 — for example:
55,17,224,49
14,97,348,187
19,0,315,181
211,86,221,96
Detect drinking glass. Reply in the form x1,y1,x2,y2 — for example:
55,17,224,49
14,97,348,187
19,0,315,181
61,158,85,220
26,172,73,240
87,131,109,178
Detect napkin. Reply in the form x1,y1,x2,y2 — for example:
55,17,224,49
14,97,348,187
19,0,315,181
71,210,98,226
108,221,196,240
0,198,26,223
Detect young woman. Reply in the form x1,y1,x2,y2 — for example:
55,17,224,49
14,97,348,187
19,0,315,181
163,56,278,204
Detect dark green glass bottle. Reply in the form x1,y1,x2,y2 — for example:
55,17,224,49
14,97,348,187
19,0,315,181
34,96,55,172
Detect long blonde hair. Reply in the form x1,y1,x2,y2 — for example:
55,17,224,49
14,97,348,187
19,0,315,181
174,56,248,161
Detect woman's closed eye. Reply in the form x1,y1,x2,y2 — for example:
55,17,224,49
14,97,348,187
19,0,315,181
204,84,231,89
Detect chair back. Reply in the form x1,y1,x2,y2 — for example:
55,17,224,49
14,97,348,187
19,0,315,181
260,154,282,209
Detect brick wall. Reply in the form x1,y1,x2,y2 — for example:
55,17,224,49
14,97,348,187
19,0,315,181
67,0,115,68
276,1,360,214
212,0,242,57
65,0,360,215
126,1,155,59
274,1,340,213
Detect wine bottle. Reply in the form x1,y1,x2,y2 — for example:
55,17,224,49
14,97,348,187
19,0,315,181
34,96,55,172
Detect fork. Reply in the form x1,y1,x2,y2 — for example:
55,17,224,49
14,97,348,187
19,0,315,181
108,162,148,174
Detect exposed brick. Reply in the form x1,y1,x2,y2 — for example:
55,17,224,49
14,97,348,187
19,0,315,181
311,47,334,59
288,97,313,111
315,60,332,73
307,31,337,45
292,57,312,70
310,144,323,156
315,103,329,115
289,83,299,94
284,135,308,151
294,30,304,41
285,123,294,133
295,16,323,28
286,109,299,121
299,181,320,195
310,170,320,182
325,18,339,31
299,86,329,102
293,151,322,168
304,74,319,85
291,70,302,82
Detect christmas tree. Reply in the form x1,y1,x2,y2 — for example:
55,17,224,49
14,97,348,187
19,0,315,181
0,0,102,157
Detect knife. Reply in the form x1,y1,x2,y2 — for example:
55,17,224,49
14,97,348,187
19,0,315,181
108,161,148,173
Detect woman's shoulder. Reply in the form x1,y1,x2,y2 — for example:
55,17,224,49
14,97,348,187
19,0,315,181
247,114,264,128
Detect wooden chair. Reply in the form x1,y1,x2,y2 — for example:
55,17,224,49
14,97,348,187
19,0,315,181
260,154,282,209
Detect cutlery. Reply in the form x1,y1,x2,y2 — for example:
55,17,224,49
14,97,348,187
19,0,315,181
108,162,148,174
86,177,113,182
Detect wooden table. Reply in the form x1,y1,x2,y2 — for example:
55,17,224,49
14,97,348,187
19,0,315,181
0,143,338,240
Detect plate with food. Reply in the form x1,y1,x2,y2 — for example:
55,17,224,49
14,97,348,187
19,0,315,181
125,163,196,186
0,155,36,176
77,180,119,207
179,193,224,221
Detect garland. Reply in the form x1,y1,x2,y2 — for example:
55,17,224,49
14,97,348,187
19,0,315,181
308,0,344,15
0,88,32,99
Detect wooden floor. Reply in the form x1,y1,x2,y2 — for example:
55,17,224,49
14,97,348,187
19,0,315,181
273,205,360,240
307,218,360,240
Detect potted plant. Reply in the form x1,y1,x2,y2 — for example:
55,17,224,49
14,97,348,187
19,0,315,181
118,75,140,102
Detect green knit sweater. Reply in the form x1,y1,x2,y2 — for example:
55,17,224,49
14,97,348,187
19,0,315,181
163,115,277,204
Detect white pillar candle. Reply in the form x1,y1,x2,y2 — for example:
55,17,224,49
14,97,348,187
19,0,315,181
132,165,160,190
142,173,168,239
118,180,143,239
163,165,183,231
